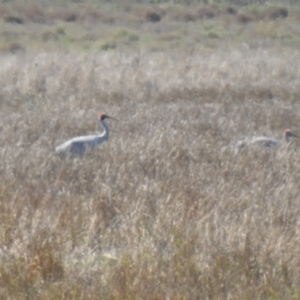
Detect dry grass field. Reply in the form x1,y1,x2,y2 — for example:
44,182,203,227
1,49,300,299
1,0,300,299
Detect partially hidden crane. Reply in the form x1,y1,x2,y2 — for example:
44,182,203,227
237,129,299,150
55,113,116,158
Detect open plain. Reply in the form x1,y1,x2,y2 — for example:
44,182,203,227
1,0,300,299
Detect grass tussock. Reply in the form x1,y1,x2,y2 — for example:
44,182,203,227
1,49,300,298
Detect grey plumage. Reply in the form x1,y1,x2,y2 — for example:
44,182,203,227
55,113,115,158
237,129,299,150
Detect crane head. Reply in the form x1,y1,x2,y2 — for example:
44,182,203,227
98,113,117,121
284,129,299,144
284,129,299,138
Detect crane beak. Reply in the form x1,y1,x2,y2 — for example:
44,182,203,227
107,115,118,121
291,132,300,139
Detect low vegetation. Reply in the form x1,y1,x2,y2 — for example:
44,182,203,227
0,0,298,52
1,0,300,299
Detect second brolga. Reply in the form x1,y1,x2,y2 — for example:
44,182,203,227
237,129,300,150
55,113,116,158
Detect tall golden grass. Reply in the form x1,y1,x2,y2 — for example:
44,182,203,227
1,49,300,298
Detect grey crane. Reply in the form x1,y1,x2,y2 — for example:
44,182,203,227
237,129,299,150
55,113,116,158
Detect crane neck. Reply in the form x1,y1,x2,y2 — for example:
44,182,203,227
100,118,109,137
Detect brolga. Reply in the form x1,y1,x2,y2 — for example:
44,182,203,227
55,113,116,158
237,129,299,150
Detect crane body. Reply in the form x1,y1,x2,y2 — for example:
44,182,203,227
237,129,299,150
55,113,114,158
246,136,280,148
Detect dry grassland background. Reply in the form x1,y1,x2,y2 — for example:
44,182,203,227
1,1,300,299
1,49,300,299
0,0,300,53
